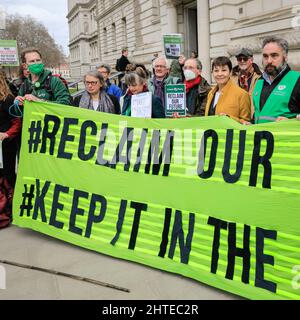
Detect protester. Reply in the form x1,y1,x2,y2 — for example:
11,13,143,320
119,63,136,94
169,54,185,81
73,70,119,114
97,63,122,103
116,47,131,86
15,48,71,106
0,73,22,228
12,64,30,95
191,50,198,59
121,72,165,118
205,56,251,123
252,36,300,124
232,48,262,95
148,56,180,110
183,58,211,116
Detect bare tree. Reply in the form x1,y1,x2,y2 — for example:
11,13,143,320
0,14,66,67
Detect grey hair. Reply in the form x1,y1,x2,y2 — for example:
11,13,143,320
185,58,203,71
84,70,106,88
152,56,170,69
96,63,111,74
195,58,203,71
262,36,289,54
124,72,146,86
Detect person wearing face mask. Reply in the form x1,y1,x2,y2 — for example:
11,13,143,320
205,56,251,124
252,36,300,124
183,58,211,116
15,48,71,106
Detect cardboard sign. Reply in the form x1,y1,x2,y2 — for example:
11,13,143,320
0,40,19,66
131,92,152,118
163,34,183,59
165,84,186,117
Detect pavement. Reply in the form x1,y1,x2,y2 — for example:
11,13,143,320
0,225,239,300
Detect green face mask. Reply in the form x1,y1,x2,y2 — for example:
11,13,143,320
28,63,44,75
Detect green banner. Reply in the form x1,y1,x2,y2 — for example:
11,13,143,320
13,101,300,300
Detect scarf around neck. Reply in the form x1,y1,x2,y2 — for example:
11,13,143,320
238,66,254,91
153,76,166,107
184,76,201,94
79,90,115,113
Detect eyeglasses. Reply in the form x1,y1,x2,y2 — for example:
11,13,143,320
84,81,99,86
154,65,167,69
237,56,249,62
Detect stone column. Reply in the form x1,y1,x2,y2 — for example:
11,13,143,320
166,1,177,33
197,0,211,82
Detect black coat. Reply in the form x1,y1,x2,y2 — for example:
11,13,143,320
116,55,130,72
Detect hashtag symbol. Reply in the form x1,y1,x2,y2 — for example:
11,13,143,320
19,184,35,217
28,120,42,153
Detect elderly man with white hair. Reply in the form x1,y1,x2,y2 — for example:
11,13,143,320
148,56,181,110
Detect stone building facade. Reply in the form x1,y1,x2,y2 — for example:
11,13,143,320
67,0,300,81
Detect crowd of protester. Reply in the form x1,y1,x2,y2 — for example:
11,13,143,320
0,35,300,228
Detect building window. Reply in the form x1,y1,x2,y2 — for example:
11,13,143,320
103,27,108,54
112,23,116,52
121,17,127,48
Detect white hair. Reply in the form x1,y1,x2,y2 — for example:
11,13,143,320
152,56,171,69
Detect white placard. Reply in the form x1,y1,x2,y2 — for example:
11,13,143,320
131,92,152,118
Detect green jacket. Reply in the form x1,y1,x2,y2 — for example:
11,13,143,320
18,69,71,105
147,75,180,94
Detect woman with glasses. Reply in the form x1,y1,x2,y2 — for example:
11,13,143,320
73,70,120,114
205,56,251,124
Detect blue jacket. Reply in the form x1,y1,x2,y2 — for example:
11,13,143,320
105,81,122,102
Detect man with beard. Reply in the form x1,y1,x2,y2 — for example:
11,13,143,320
252,36,300,124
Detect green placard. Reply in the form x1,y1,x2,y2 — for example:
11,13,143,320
0,40,19,66
13,101,300,300
165,84,186,117
163,34,183,59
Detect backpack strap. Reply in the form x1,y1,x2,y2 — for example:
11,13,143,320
21,79,33,95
